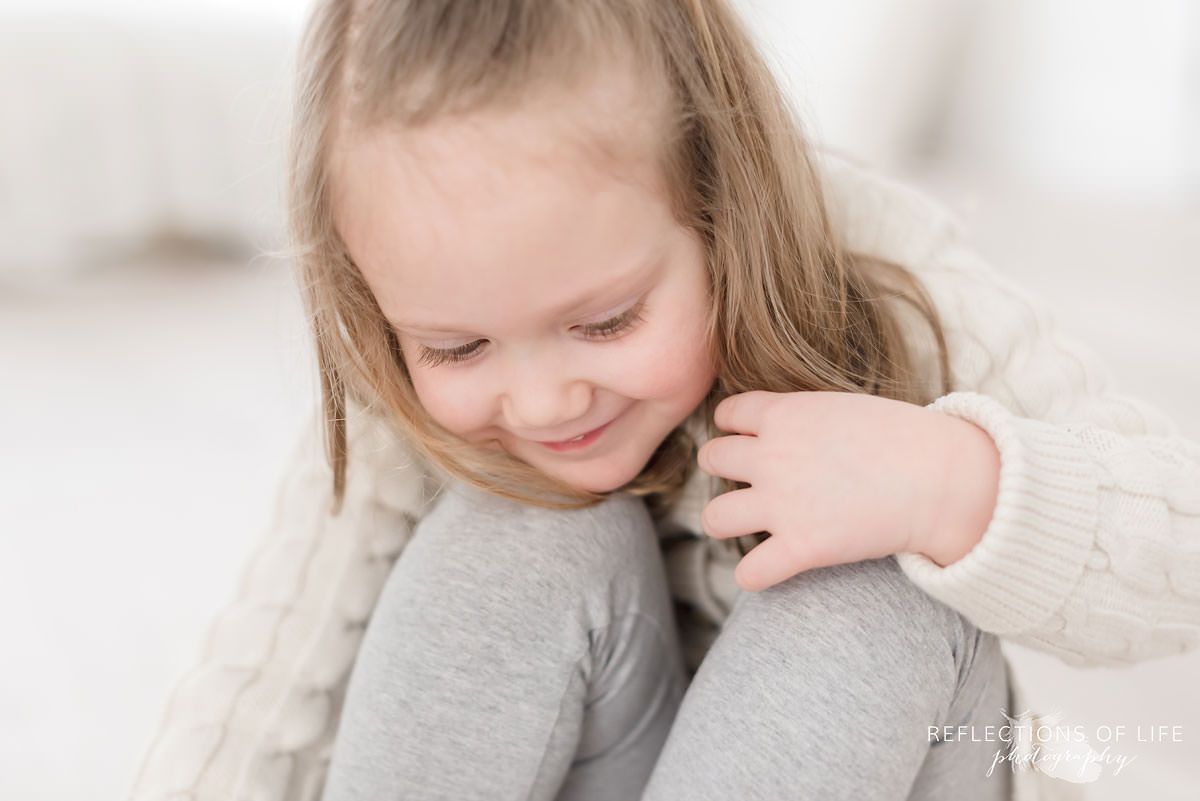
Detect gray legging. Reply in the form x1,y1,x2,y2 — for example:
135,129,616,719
321,479,1014,800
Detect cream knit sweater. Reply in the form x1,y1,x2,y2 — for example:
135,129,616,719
130,155,1200,801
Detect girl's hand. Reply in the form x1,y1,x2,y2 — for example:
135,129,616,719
696,390,1001,592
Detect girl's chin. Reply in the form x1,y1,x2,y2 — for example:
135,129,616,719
548,457,648,495
488,437,649,493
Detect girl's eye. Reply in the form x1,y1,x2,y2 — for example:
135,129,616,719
416,339,485,367
413,300,647,368
578,300,647,340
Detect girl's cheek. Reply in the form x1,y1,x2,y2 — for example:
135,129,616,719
399,338,485,434
629,318,712,395
408,368,489,436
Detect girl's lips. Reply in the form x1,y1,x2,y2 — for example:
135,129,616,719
539,419,613,453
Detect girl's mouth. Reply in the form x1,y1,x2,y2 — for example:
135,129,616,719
539,420,612,453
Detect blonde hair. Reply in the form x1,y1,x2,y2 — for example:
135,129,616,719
287,0,953,539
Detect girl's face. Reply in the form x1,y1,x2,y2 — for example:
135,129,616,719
331,90,716,493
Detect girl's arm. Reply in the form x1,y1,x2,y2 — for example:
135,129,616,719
821,153,1200,669
130,401,440,801
895,231,1200,669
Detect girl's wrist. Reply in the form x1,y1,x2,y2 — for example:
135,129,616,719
920,414,1002,568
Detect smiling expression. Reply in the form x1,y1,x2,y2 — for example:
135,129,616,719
330,73,716,493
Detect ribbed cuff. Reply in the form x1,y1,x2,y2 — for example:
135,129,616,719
896,391,1100,635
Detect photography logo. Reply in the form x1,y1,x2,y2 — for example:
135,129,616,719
994,709,1112,783
929,708,1182,784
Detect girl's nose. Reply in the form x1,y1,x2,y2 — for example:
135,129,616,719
498,348,593,435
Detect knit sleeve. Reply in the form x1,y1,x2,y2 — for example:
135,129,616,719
893,234,1200,668
129,401,443,801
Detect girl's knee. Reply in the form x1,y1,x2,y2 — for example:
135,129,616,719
400,480,665,612
366,480,679,700
723,557,962,674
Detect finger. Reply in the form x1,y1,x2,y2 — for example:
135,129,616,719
712,390,781,435
734,535,813,592
696,434,758,483
700,487,763,540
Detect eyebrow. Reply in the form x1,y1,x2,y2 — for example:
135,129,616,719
388,254,664,335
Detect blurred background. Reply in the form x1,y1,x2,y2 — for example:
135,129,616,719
0,0,1196,799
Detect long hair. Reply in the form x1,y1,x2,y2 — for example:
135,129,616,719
286,0,952,540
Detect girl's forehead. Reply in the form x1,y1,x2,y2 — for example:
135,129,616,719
331,55,671,194
329,102,683,320
330,105,672,260
326,60,685,320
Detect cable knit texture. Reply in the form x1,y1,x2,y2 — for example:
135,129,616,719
130,154,1200,801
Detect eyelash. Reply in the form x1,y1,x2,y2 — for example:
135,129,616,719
415,301,647,368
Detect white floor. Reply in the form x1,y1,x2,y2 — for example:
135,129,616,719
0,253,317,801
1,174,1197,800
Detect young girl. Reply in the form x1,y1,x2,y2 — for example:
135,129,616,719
130,1,1200,800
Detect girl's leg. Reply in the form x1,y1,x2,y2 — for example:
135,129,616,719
641,556,1014,801
320,479,686,801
